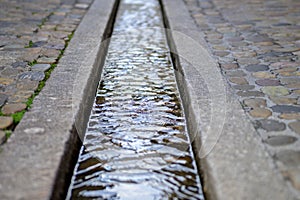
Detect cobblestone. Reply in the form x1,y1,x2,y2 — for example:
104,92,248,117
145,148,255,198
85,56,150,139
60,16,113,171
249,108,272,118
2,103,27,115
184,0,300,192
289,121,300,134
262,86,290,97
0,131,5,144
0,0,92,137
283,170,300,190
0,116,13,129
264,135,297,146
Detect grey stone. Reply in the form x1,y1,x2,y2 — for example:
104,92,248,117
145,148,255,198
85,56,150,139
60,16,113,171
1,67,20,77
256,79,280,86
0,130,6,144
18,71,45,81
245,64,269,72
259,51,293,58
0,94,8,107
288,121,300,134
271,105,300,113
32,41,47,48
275,150,300,167
237,90,264,97
258,119,286,131
31,64,51,72
0,116,13,129
11,61,28,68
283,170,300,190
233,84,255,91
264,135,297,146
45,44,65,50
225,70,246,77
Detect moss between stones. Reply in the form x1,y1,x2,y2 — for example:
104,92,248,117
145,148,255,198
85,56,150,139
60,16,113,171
2,32,74,141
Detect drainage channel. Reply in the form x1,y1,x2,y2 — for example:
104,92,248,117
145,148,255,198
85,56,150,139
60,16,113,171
66,0,204,199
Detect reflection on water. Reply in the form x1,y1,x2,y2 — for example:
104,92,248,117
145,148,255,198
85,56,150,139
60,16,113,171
66,0,204,199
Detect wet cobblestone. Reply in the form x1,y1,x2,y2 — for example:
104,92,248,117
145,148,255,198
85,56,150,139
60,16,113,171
0,0,92,139
67,0,203,199
184,0,300,193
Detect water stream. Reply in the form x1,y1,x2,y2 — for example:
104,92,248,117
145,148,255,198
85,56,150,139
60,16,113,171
66,0,204,199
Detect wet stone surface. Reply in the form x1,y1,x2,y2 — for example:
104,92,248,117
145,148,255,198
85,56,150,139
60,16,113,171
184,0,300,193
67,0,203,199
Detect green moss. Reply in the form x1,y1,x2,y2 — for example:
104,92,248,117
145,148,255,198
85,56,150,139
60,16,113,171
11,111,26,124
1,30,75,139
38,12,54,29
5,130,12,139
25,40,33,48
28,59,37,66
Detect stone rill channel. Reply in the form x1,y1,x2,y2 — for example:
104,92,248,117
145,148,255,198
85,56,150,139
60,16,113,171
66,0,204,199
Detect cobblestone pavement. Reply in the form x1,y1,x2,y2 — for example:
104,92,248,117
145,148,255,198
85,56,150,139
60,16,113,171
184,0,300,194
0,0,93,143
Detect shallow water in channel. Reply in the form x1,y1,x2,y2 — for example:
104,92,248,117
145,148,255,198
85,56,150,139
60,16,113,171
66,0,204,199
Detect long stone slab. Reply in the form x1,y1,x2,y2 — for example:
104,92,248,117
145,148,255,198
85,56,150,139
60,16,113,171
160,0,297,199
0,0,119,199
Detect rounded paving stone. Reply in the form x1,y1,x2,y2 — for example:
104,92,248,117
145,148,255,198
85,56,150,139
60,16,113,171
238,58,260,65
249,108,271,118
283,170,300,190
220,63,239,70
271,105,300,113
279,71,300,77
2,103,27,115
18,71,45,81
258,119,286,131
0,94,8,107
270,97,297,105
289,121,300,134
286,83,300,89
0,130,6,144
0,116,13,129
37,56,57,64
31,64,51,72
0,68,20,77
11,61,28,68
274,67,298,73
293,89,300,95
233,84,255,91
245,64,269,72
225,70,246,77
275,150,300,167
264,135,297,146
261,86,289,96
243,98,266,108
214,51,230,57
237,91,264,97
255,79,280,86
229,77,248,85
16,80,39,91
279,113,300,120
252,71,276,79
280,77,300,85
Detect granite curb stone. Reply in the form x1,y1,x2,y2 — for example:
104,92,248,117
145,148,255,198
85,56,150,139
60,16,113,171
161,0,295,199
0,0,118,199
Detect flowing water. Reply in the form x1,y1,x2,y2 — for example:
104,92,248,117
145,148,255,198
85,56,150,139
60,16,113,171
66,0,204,199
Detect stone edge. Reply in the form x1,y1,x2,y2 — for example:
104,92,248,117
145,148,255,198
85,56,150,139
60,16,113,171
160,0,296,199
0,0,119,199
